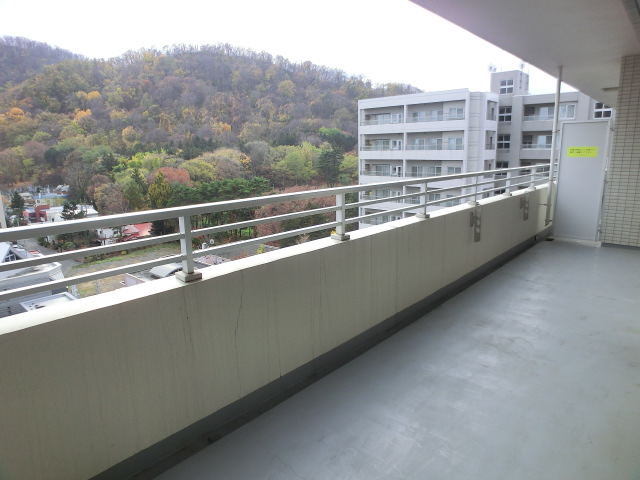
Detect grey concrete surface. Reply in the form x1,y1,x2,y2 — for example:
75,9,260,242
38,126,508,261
20,236,76,275
157,240,640,480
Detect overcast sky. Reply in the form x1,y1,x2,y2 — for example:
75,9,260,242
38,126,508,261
0,0,571,94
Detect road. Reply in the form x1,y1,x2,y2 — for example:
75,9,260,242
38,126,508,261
20,237,77,275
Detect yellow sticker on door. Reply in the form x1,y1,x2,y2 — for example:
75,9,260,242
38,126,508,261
567,146,598,157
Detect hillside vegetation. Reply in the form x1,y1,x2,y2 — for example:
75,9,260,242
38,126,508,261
0,37,420,243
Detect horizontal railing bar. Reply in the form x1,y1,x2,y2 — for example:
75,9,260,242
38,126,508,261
196,221,341,256
0,164,552,307
192,205,339,238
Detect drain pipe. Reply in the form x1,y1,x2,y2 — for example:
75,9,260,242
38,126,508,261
545,66,562,226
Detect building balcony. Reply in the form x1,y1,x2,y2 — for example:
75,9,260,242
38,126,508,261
360,145,404,151
405,144,464,151
522,143,552,149
360,116,404,126
155,237,640,480
2,165,637,480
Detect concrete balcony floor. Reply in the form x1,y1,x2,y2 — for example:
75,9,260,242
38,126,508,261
156,239,640,480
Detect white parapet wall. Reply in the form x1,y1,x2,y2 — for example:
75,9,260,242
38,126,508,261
0,186,549,480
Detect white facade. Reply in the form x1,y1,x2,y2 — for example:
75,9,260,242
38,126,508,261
492,70,614,172
358,89,499,223
358,71,614,223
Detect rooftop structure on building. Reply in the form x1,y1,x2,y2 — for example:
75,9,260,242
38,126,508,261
0,242,68,317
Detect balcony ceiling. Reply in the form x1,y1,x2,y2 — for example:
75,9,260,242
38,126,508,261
410,0,640,107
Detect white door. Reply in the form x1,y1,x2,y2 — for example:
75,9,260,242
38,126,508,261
555,121,610,241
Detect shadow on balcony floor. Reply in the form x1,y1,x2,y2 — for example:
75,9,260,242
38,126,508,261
156,239,640,480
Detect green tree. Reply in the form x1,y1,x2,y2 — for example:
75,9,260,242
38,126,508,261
9,191,25,212
318,127,357,152
148,171,173,235
123,179,148,211
339,154,358,185
316,147,342,187
61,200,85,220
316,128,358,186
273,143,317,187
148,171,171,209
131,167,148,195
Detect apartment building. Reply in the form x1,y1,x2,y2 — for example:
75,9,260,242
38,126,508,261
358,70,614,223
492,70,613,172
358,89,499,223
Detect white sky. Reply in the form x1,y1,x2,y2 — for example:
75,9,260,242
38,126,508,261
0,0,570,95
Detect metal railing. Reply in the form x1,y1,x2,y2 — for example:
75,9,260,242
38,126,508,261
0,165,552,305
360,113,466,126
405,144,464,151
360,116,404,126
360,145,404,151
362,143,464,151
524,114,555,121
406,113,465,123
522,143,552,149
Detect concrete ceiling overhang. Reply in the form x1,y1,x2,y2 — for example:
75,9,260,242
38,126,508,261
410,0,640,106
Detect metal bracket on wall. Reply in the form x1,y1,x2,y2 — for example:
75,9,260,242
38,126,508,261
469,203,481,242
521,191,530,221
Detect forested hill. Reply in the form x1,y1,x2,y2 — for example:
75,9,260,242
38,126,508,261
0,36,85,88
0,40,420,208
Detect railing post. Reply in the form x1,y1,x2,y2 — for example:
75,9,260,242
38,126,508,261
176,213,202,283
469,173,480,204
416,181,429,219
331,193,350,241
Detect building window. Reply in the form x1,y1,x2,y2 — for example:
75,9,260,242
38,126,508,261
410,166,424,177
449,107,464,120
428,193,441,202
430,110,444,121
495,161,509,177
537,134,552,148
412,111,427,122
497,134,511,150
487,102,497,120
409,138,425,150
429,138,443,150
447,166,462,175
427,166,442,176
498,106,512,122
538,106,553,120
594,102,612,118
522,134,552,148
391,139,403,150
373,164,390,176
500,79,514,94
448,137,463,150
444,195,460,207
366,139,390,150
559,104,576,119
